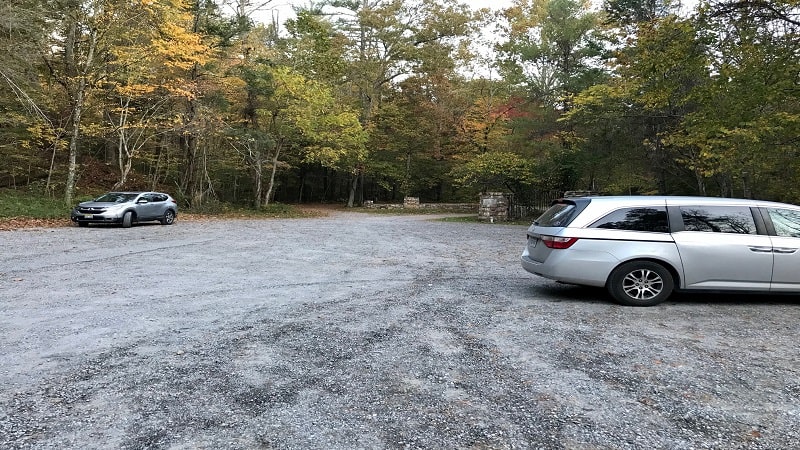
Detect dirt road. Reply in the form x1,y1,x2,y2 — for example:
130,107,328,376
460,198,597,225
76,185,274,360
1,212,798,449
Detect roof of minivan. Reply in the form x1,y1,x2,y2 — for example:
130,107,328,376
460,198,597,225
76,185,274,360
566,195,798,208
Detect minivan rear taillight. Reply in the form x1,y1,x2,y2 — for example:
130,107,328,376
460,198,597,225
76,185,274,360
540,235,578,249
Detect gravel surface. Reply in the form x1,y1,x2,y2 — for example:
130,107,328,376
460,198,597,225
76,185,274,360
1,211,798,449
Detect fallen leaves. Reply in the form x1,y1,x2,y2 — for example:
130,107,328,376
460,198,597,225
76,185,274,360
0,217,72,231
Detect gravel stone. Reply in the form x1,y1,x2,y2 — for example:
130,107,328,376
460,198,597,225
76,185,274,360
1,212,798,449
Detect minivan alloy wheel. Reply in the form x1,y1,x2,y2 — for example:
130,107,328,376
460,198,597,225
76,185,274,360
622,268,663,300
608,261,674,306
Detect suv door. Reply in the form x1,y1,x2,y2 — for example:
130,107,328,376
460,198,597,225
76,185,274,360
669,205,773,290
136,193,161,220
762,207,800,291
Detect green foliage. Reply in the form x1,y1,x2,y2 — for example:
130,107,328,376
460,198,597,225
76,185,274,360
262,65,367,170
2,0,800,215
184,200,316,218
283,10,348,85
497,0,604,104
0,188,70,218
604,0,680,26
450,151,536,193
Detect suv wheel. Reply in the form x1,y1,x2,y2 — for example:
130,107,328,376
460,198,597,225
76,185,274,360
161,209,176,225
122,211,134,228
607,261,673,306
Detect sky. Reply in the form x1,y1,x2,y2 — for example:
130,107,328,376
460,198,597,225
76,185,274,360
251,0,515,26
250,0,697,28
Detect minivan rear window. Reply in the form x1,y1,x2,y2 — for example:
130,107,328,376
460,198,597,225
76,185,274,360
535,202,579,227
591,207,669,232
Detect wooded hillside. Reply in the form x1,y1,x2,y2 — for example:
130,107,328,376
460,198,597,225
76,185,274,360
1,0,798,207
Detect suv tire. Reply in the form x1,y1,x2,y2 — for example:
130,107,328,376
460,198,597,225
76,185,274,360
122,211,134,228
161,209,176,225
607,261,673,306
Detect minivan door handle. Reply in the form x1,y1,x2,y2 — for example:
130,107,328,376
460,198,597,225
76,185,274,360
748,246,773,253
773,247,798,254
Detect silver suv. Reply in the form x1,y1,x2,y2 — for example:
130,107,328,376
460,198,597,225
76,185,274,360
71,191,178,228
521,196,800,306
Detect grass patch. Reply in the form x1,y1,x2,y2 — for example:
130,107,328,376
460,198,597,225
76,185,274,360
183,202,327,219
438,215,532,226
437,215,478,223
353,207,475,215
0,189,71,219
354,206,533,225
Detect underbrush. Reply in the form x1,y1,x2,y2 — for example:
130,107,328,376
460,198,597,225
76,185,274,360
184,201,325,219
0,189,70,219
0,188,528,225
0,188,323,221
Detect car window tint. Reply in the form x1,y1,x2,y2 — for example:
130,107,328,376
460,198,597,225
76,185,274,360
680,206,756,234
535,203,577,227
96,193,137,203
768,208,800,238
591,207,669,232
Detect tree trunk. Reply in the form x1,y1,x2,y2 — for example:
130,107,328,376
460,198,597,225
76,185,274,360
347,172,358,207
180,60,201,205
64,91,83,205
696,171,707,196
180,130,199,203
264,143,281,208
252,152,263,209
63,19,97,205
112,99,131,189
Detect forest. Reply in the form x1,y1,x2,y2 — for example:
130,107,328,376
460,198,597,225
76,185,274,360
0,0,798,210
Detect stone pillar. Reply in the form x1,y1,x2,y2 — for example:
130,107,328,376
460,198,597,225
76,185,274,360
478,192,510,222
404,197,420,209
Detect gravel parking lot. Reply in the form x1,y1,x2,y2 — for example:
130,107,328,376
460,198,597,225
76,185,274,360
1,211,798,449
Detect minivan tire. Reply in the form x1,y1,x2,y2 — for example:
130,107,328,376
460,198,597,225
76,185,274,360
607,261,674,307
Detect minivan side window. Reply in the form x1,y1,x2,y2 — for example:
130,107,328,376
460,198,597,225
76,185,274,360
680,206,756,234
591,207,669,232
768,208,800,237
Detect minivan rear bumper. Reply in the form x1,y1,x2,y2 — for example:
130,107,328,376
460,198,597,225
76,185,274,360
521,247,617,287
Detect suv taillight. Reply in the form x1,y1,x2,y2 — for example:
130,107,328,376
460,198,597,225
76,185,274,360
541,235,578,249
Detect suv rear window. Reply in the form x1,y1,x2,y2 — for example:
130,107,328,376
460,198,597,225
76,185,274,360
591,207,669,232
535,202,579,227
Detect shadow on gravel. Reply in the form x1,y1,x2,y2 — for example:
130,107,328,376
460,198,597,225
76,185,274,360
672,291,800,306
525,282,800,307
79,222,163,229
524,282,611,305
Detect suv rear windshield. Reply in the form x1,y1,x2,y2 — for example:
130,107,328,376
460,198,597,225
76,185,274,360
535,202,579,227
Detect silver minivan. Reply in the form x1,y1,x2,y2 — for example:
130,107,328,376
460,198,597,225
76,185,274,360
521,196,800,306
